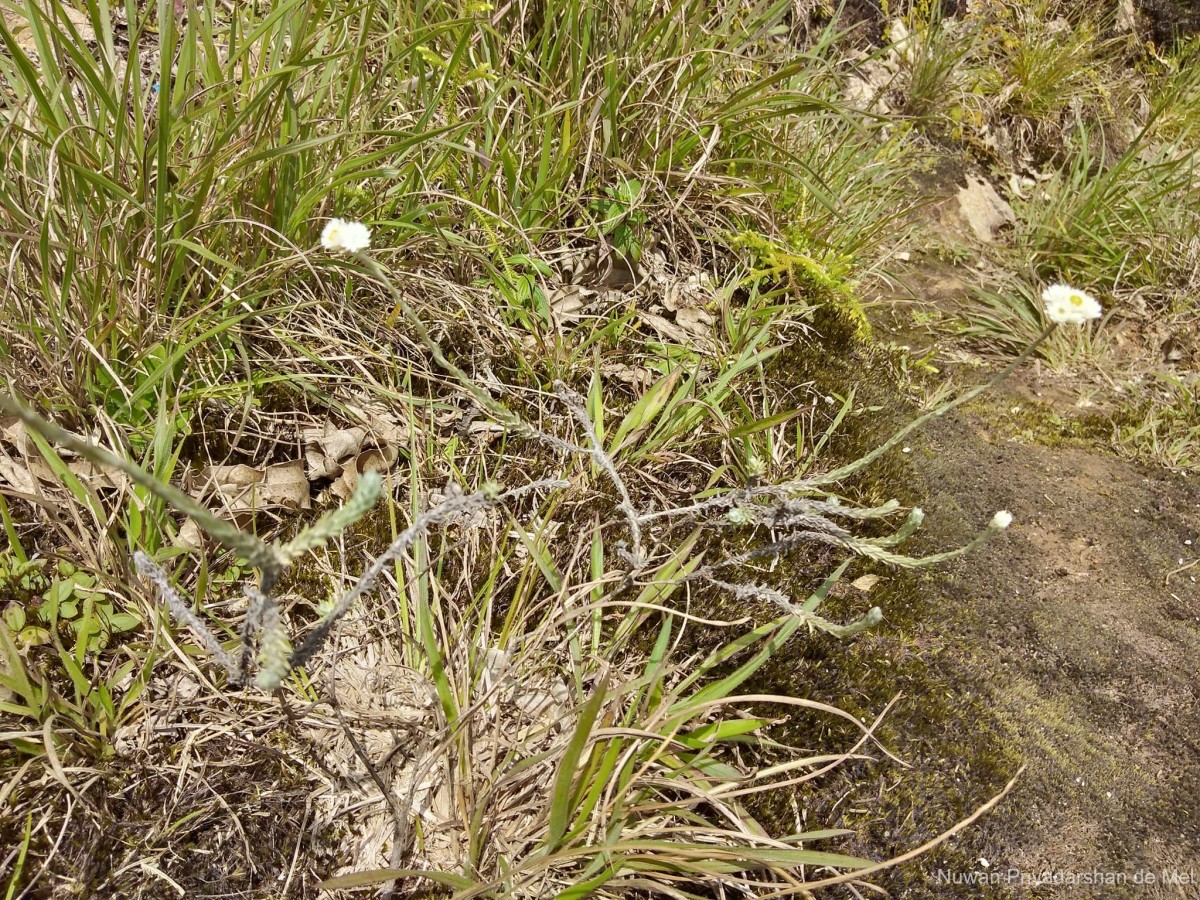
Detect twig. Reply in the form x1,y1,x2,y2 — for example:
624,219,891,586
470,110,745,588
1165,557,1199,585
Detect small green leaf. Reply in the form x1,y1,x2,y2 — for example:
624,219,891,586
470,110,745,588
107,613,142,633
18,626,51,647
4,605,26,631
45,580,73,605
681,717,767,746
70,616,101,636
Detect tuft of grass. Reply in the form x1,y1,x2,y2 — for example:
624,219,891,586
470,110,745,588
1114,372,1200,471
1017,119,1200,301
971,0,1119,145
895,2,985,122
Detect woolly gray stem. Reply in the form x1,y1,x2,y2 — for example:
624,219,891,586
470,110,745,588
134,551,238,679
841,517,1007,568
637,491,739,525
865,507,925,548
554,382,644,569
238,584,271,686
707,578,883,638
288,479,567,672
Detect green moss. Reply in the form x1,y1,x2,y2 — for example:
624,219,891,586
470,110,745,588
964,396,1112,451
738,569,1026,896
725,230,872,341
762,306,916,503
670,316,1032,895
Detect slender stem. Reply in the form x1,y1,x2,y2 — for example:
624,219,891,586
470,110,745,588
805,325,1056,487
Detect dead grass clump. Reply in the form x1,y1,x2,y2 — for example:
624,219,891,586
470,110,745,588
5,705,327,898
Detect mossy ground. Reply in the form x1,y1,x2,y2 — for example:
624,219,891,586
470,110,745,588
684,305,1200,897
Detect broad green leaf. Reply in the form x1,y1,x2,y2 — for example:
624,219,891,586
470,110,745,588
545,674,608,852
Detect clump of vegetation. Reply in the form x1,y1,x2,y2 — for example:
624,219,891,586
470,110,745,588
881,3,1199,471
2,0,1198,894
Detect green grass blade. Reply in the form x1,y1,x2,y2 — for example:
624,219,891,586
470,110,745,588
545,674,608,852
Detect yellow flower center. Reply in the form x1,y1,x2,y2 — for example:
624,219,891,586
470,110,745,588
1069,294,1083,306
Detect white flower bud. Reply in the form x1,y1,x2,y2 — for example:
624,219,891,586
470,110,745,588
727,507,753,526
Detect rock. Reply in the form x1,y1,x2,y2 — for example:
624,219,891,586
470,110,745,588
955,175,1015,243
1116,0,1138,32
1135,0,1200,44
843,59,896,115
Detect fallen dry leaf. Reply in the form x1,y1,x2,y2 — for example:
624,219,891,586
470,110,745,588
549,284,591,323
0,419,126,493
303,421,368,480
67,458,129,491
0,447,40,494
261,461,311,509
330,445,399,500
851,574,884,593
199,460,310,512
176,518,204,550
639,311,691,345
675,305,715,337
601,361,652,391
2,1,97,54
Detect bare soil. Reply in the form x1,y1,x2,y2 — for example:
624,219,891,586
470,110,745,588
898,395,1200,897
766,265,1200,895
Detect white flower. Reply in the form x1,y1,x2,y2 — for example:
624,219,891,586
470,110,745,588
991,510,1013,530
320,218,371,253
1042,284,1102,325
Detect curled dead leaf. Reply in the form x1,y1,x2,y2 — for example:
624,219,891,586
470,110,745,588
330,445,399,500
548,285,591,323
303,422,368,480
199,461,310,512
675,305,715,337
66,458,129,491
601,361,652,391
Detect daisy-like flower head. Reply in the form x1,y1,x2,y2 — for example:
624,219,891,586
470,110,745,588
320,218,371,253
990,510,1013,530
1042,284,1102,326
